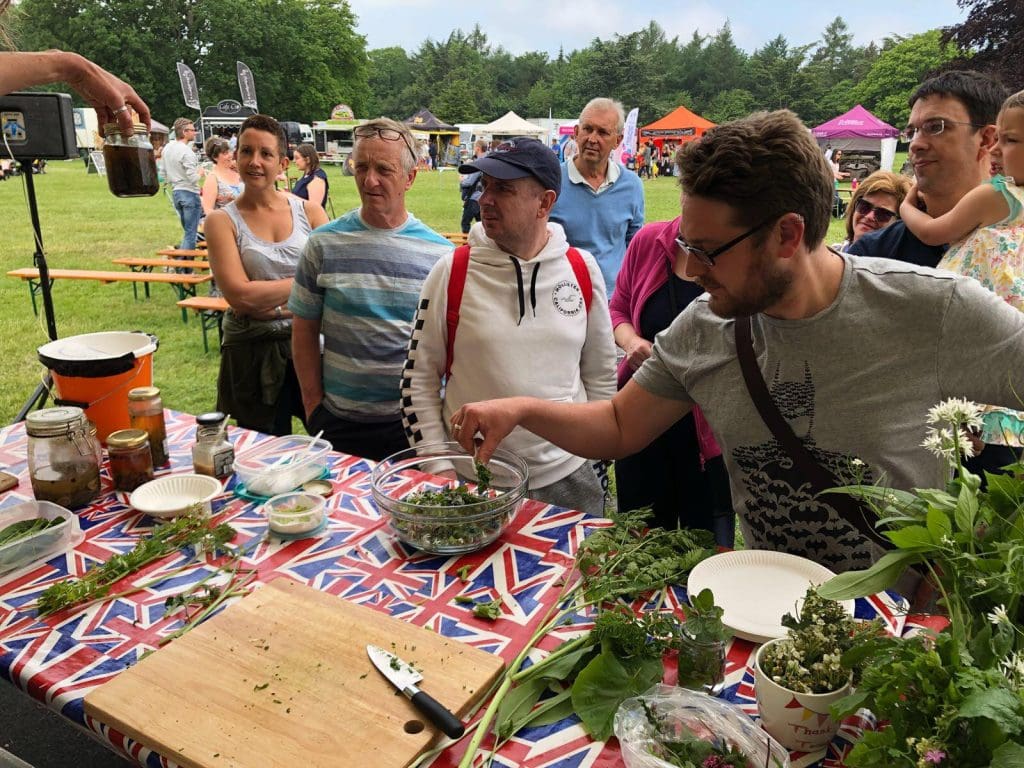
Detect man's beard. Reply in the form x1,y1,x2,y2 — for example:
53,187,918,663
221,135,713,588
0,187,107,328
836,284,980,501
701,253,792,319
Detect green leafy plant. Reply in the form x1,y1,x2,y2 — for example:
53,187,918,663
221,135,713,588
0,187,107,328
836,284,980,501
450,509,716,767
815,398,1024,765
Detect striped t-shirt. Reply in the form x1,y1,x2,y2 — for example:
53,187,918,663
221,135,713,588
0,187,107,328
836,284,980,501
289,209,452,422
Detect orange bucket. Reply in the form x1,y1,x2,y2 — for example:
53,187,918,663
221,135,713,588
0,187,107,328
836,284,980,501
38,332,158,443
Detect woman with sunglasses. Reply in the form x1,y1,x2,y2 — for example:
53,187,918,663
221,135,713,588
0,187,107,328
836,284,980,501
835,170,911,251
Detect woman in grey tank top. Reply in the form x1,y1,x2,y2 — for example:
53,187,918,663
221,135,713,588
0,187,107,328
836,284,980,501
204,114,329,435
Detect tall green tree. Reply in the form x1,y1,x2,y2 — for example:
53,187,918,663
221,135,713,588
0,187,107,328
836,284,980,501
747,35,811,111
365,47,416,119
11,0,369,123
852,29,960,127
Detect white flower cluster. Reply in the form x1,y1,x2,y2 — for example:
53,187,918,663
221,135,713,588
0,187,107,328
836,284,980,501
921,398,985,461
926,398,985,430
1001,651,1024,691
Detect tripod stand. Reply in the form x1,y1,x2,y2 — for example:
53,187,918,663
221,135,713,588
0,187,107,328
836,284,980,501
14,158,59,422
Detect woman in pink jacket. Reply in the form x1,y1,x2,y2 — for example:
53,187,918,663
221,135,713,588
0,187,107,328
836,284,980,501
610,215,734,544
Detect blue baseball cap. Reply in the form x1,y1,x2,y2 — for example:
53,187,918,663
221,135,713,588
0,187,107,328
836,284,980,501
459,137,561,196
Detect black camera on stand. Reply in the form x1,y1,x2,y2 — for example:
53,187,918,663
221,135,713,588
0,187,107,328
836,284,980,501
1,92,79,421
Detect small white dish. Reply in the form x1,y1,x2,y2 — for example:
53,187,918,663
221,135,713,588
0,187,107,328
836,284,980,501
687,550,855,643
265,491,326,536
129,473,222,519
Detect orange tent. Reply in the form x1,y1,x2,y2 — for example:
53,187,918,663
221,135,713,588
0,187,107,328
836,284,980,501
640,105,715,144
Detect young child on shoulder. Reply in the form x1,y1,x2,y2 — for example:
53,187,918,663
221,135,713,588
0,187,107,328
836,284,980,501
900,90,1024,250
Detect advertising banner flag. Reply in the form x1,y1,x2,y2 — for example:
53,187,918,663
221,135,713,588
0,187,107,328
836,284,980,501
236,61,258,110
176,62,200,111
615,107,639,164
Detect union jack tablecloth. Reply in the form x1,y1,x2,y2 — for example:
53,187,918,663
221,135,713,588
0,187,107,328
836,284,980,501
0,412,935,768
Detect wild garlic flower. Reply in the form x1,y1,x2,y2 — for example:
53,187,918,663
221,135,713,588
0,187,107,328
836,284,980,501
987,604,1010,627
926,398,985,430
921,426,977,460
1000,651,1024,690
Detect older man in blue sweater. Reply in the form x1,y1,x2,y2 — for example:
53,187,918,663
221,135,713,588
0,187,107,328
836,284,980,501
550,97,645,297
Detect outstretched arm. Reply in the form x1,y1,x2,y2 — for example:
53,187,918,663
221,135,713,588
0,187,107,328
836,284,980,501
451,380,690,465
900,182,1009,246
0,50,150,135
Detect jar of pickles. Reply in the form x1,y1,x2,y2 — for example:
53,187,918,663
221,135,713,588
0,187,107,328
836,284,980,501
107,429,154,492
102,121,160,198
128,386,168,467
25,407,103,508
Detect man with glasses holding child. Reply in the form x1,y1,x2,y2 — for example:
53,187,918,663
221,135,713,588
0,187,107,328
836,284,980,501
289,118,452,460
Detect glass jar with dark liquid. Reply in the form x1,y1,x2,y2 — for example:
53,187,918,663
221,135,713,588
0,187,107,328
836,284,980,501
102,122,160,197
26,407,103,509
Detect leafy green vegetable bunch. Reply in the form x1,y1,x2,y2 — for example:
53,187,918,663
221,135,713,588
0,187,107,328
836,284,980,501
817,398,1024,766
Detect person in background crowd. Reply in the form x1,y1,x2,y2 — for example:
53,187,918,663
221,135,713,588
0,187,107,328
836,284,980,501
403,138,616,516
289,118,452,461
290,143,329,210
562,132,578,165
428,139,438,170
848,70,1015,476
550,97,644,297
205,115,328,436
450,109,1024,593
833,170,911,251
201,136,242,216
829,149,849,217
459,139,487,234
610,201,735,543
163,118,205,250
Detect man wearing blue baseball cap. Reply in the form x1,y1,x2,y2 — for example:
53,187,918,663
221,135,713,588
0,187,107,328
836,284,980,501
400,137,616,515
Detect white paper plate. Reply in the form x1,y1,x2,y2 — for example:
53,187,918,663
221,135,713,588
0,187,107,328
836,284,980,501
687,550,854,643
129,474,222,519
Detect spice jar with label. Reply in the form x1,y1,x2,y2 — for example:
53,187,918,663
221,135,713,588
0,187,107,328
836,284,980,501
102,121,160,198
128,386,168,466
192,412,234,480
107,429,155,492
25,407,103,508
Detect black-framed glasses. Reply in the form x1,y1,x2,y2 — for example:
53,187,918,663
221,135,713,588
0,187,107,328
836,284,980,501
853,198,897,225
904,117,985,141
354,125,416,161
675,217,777,268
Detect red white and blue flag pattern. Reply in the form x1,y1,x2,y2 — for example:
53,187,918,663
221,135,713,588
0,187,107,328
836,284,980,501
0,412,913,767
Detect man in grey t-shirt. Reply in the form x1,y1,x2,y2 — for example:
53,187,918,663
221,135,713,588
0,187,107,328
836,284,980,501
448,109,1024,580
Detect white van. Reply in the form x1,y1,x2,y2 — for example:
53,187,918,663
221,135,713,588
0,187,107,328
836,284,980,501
299,123,313,144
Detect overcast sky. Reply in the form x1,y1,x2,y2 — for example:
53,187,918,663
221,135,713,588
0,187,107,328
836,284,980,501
347,0,966,57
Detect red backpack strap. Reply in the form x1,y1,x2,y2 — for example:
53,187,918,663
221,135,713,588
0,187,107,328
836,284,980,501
445,245,471,379
566,247,592,314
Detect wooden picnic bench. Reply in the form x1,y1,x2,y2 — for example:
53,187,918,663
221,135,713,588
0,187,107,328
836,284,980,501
441,232,468,246
177,295,229,352
156,248,208,259
7,268,211,323
110,258,212,300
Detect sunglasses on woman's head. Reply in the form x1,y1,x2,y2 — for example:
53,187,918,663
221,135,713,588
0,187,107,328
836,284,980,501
854,198,897,225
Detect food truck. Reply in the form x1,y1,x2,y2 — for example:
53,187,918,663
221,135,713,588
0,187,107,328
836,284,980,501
312,104,364,171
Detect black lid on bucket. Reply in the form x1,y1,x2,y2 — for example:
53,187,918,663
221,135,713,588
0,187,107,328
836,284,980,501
38,332,158,378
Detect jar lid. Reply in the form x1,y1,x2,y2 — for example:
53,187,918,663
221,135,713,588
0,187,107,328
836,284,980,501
103,121,149,137
107,429,149,449
196,411,227,426
25,407,87,437
128,386,161,400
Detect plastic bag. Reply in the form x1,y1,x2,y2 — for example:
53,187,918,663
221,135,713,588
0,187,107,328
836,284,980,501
613,684,790,768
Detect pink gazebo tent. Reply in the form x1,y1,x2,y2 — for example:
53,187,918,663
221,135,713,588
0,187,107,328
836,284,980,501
812,105,899,172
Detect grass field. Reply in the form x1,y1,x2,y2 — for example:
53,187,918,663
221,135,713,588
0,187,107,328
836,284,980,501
0,160,859,425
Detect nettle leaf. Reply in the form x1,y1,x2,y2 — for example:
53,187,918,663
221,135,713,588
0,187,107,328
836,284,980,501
571,648,663,740
817,550,918,600
926,506,953,542
886,525,935,550
958,688,1024,736
991,740,1024,768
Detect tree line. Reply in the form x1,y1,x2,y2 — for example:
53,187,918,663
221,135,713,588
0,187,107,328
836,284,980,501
6,0,1021,131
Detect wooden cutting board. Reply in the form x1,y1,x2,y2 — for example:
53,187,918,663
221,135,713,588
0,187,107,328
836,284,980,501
84,578,505,768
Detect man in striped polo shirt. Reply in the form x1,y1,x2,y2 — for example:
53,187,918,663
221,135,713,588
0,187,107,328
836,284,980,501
289,118,452,460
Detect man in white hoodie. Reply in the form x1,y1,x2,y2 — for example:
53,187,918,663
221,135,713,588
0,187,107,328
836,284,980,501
400,137,616,515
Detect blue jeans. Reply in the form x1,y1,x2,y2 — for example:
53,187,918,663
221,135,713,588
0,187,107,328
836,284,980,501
172,190,202,250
